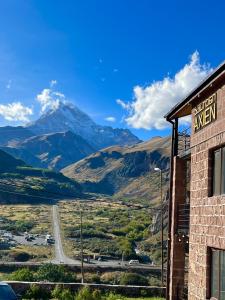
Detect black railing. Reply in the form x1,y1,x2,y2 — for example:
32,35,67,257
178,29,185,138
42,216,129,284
177,203,190,234
178,127,191,157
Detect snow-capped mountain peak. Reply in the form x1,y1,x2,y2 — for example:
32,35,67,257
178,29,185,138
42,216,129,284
27,101,140,149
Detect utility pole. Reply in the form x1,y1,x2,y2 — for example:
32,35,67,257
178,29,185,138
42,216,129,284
154,167,164,286
80,204,84,283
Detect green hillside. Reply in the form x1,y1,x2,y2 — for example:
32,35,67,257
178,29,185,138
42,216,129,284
0,149,82,203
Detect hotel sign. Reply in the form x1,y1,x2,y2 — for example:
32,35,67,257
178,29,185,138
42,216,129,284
193,93,217,132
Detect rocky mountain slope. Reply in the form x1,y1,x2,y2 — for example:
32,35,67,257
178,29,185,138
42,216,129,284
0,126,33,146
62,136,171,198
1,131,95,171
0,149,82,203
0,102,140,170
27,102,140,149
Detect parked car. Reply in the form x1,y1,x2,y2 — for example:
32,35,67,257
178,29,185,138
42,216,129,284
0,282,18,300
128,259,139,265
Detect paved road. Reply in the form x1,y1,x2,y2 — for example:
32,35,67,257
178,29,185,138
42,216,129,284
49,204,158,270
51,205,80,264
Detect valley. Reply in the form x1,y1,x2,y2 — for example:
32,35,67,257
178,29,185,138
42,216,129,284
0,102,170,289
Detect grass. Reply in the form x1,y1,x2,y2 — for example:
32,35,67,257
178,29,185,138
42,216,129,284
59,198,153,259
58,196,165,271
0,204,53,234
0,204,53,261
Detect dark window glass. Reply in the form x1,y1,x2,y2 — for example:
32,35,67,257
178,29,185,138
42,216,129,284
212,250,220,299
211,249,225,300
220,251,225,300
222,147,225,195
213,149,221,195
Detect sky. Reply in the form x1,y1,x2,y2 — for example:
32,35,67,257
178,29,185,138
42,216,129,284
0,0,224,140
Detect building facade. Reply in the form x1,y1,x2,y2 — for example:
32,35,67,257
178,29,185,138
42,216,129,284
165,61,225,300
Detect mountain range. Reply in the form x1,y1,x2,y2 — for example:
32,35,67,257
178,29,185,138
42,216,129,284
0,102,140,171
62,136,170,198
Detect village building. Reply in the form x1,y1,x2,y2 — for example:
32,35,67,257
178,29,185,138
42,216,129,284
165,61,225,299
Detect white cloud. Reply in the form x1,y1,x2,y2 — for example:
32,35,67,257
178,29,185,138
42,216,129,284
118,51,212,130
50,80,57,87
37,88,65,113
105,116,116,122
116,99,131,110
0,102,33,122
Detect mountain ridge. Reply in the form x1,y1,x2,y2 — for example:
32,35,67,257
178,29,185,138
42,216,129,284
0,102,140,171
26,101,141,149
62,136,170,198
1,130,96,171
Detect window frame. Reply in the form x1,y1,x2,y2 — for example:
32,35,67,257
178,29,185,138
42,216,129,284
210,248,225,300
212,146,225,196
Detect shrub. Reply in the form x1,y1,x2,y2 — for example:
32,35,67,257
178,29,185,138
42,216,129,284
51,285,74,300
119,272,149,286
9,251,31,262
148,276,161,286
9,268,34,281
90,274,101,284
75,286,102,300
15,220,34,232
100,272,121,285
23,284,50,299
35,263,75,282
106,293,125,300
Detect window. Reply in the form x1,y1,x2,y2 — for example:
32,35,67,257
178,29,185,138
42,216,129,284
211,249,225,299
212,147,225,195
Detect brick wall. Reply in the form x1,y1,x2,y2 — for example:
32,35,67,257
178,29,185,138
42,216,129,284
188,83,225,299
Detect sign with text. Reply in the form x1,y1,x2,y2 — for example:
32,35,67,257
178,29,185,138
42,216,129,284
193,93,217,132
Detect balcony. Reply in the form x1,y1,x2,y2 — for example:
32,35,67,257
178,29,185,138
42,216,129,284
178,127,191,158
177,203,190,236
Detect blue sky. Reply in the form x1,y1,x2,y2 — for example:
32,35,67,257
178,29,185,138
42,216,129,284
0,0,224,140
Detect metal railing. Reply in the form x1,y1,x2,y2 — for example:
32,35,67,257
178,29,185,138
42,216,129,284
177,203,190,234
178,127,191,157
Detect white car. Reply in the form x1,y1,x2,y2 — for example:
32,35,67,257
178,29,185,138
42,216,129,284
128,259,139,265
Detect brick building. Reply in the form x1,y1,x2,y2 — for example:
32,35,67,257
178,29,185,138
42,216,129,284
165,61,225,300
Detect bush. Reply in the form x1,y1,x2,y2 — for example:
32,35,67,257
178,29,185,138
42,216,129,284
9,251,31,262
51,285,74,300
75,286,102,300
148,276,161,286
90,274,101,284
23,284,50,299
9,268,34,281
119,272,149,286
100,272,121,285
106,292,125,300
15,220,34,232
35,263,75,282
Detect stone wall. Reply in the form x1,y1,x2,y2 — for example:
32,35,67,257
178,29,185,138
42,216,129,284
6,281,166,298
